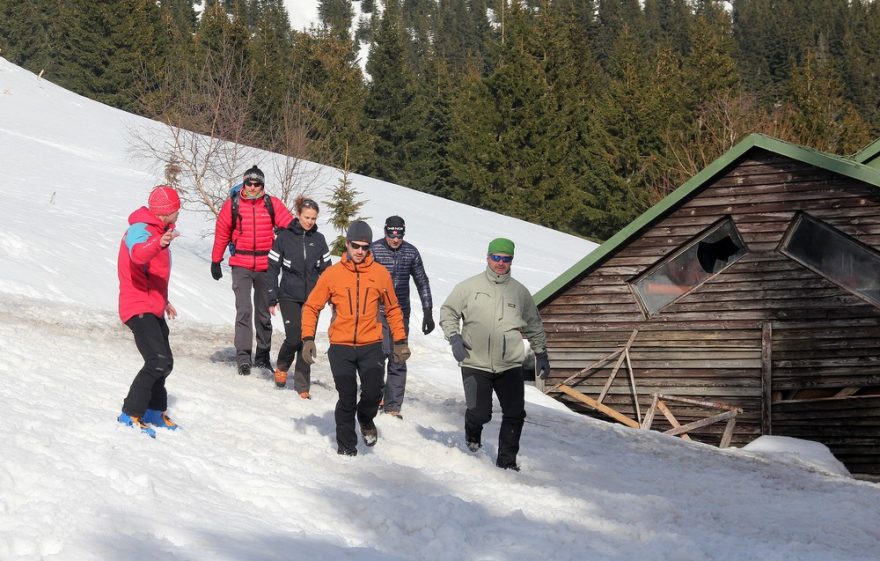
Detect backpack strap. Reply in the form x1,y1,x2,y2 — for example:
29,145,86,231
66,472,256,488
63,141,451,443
231,192,275,233
231,192,241,232
264,195,276,227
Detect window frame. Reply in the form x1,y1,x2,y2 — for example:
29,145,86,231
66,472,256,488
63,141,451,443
628,217,749,318
778,212,880,310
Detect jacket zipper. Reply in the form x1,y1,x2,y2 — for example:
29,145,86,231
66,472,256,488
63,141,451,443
251,202,257,269
353,268,360,345
301,230,308,300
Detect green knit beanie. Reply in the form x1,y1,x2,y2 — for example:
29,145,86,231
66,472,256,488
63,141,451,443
487,238,515,256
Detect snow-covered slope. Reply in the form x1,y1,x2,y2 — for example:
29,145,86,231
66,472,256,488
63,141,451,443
1,59,879,561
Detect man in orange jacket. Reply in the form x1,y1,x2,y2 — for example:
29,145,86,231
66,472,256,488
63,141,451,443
301,221,410,456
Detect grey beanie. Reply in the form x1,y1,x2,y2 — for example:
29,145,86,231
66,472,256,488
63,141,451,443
346,220,372,243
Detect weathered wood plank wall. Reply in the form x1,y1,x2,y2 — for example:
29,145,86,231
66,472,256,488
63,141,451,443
540,149,880,471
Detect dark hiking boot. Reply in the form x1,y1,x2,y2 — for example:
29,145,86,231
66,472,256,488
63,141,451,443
497,461,520,472
360,422,378,447
238,363,251,376
337,446,357,456
254,355,272,370
274,368,288,388
466,440,482,453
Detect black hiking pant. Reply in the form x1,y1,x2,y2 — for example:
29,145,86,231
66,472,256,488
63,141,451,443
122,313,173,417
277,300,311,392
328,343,384,451
461,366,526,469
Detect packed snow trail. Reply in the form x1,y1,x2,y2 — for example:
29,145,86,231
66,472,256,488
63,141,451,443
1,295,879,561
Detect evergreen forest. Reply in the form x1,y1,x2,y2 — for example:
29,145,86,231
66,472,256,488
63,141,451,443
2,0,880,241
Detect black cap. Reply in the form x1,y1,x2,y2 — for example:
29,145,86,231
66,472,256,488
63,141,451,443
243,165,264,183
346,220,372,243
385,215,405,229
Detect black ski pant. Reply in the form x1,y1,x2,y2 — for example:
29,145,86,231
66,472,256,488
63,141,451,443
122,313,173,417
328,343,384,451
461,366,526,468
276,300,311,392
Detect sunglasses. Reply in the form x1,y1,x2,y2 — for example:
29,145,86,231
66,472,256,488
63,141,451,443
302,199,319,210
385,227,405,239
489,254,513,263
349,241,370,251
244,180,264,187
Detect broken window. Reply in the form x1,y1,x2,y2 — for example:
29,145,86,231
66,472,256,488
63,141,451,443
780,213,880,308
630,218,748,316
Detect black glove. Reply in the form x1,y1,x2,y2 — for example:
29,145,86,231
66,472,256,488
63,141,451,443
421,309,435,335
449,334,471,363
535,351,550,379
211,261,223,281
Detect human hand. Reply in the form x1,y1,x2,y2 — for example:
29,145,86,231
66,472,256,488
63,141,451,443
160,229,180,248
211,261,222,281
269,304,277,316
449,334,471,363
302,339,317,364
165,302,177,320
535,351,550,379
393,340,411,363
421,309,435,335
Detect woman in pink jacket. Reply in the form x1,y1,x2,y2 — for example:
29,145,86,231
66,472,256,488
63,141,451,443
116,185,181,438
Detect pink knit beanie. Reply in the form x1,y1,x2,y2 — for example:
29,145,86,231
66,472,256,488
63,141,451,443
148,185,181,216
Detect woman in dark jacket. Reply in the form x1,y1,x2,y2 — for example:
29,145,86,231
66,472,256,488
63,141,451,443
267,196,331,397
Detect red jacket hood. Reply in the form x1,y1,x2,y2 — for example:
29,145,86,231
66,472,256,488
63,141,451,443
129,206,173,230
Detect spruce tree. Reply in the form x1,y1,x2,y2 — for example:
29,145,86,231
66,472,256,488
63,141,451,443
318,0,354,40
785,46,871,154
361,0,415,184
325,147,368,255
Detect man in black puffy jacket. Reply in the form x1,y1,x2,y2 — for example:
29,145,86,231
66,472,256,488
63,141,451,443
370,216,434,419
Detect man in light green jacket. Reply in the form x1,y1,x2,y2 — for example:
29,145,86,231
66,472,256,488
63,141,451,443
440,238,550,471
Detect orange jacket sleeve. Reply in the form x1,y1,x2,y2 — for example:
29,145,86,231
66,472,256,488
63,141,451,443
379,269,407,342
301,267,332,339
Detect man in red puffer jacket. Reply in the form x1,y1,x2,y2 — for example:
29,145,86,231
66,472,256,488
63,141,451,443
211,165,294,376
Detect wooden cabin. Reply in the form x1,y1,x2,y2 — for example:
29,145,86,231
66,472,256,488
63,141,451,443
534,134,880,479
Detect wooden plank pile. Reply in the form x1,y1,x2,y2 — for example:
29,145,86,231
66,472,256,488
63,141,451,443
544,329,742,447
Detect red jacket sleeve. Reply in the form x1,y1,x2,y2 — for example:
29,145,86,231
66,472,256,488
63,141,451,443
271,196,295,229
129,230,164,265
211,198,234,263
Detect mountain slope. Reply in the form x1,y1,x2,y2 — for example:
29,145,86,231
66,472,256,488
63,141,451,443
1,58,879,561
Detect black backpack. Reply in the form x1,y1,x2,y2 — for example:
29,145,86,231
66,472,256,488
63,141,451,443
227,182,277,256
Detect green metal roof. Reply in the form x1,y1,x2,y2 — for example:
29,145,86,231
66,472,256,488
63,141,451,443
853,138,880,170
534,133,880,306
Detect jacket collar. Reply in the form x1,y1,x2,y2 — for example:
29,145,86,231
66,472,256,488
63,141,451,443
484,265,511,284
288,218,317,235
342,251,375,272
